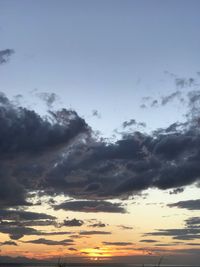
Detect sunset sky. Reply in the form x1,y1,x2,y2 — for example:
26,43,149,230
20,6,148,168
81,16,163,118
0,0,200,265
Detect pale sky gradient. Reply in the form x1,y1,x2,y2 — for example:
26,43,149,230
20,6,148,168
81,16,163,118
0,0,200,264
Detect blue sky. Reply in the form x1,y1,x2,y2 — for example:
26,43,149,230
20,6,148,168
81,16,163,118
1,0,200,136
0,1,200,262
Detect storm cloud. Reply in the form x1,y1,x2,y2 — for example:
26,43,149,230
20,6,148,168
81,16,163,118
79,230,111,235
102,242,133,246
63,218,84,227
54,200,126,213
168,199,200,210
23,238,74,246
0,92,200,212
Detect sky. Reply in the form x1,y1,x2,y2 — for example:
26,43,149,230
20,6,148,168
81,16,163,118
0,0,200,265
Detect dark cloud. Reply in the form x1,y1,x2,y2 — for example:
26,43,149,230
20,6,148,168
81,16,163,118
140,239,158,243
23,238,74,246
185,217,200,227
0,93,89,207
161,91,182,106
168,199,200,210
0,241,17,246
102,242,133,246
68,247,77,251
0,210,55,221
151,100,159,107
169,188,184,195
54,200,126,213
122,119,137,128
146,228,200,241
0,223,73,240
118,225,133,230
175,78,195,89
92,110,101,118
122,119,146,129
1,91,200,214
0,49,14,65
0,100,88,154
186,243,200,246
89,222,106,228
79,231,111,235
63,218,84,227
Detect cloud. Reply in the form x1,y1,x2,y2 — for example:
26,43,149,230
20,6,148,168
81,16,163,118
79,231,111,235
1,91,200,214
0,241,17,246
23,238,74,246
0,93,89,207
140,239,158,243
161,91,182,106
0,49,14,65
145,228,200,241
89,222,106,228
118,225,133,230
168,199,200,210
34,92,59,109
54,200,126,213
169,188,184,195
102,242,133,246
63,218,84,227
0,210,55,221
122,119,146,129
185,217,200,227
0,223,73,240
68,247,77,251
186,243,200,246
92,110,101,118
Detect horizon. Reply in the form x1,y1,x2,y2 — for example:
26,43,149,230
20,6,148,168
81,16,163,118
0,0,200,265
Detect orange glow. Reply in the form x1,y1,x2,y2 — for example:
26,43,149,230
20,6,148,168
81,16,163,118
80,247,112,258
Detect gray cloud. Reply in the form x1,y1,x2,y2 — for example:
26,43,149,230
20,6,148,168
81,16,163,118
89,222,106,228
23,238,74,246
169,188,184,195
0,223,73,240
168,199,200,210
118,225,133,230
102,242,133,246
79,230,111,235
161,91,182,106
0,210,55,221
68,247,77,251
1,91,200,215
54,200,126,213
145,228,200,241
185,217,200,227
0,240,17,246
0,49,14,65
140,239,158,243
63,218,84,227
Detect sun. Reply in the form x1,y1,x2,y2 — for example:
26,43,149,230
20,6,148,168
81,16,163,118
81,248,112,258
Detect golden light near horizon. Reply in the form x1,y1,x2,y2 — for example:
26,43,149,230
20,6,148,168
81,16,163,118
1,0,200,265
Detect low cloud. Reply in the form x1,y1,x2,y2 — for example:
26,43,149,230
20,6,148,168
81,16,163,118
0,92,200,216
0,49,14,65
102,241,133,246
89,222,106,228
79,231,111,235
0,241,17,246
54,200,126,213
0,223,73,240
140,239,158,243
168,199,200,210
23,238,74,246
63,218,84,227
